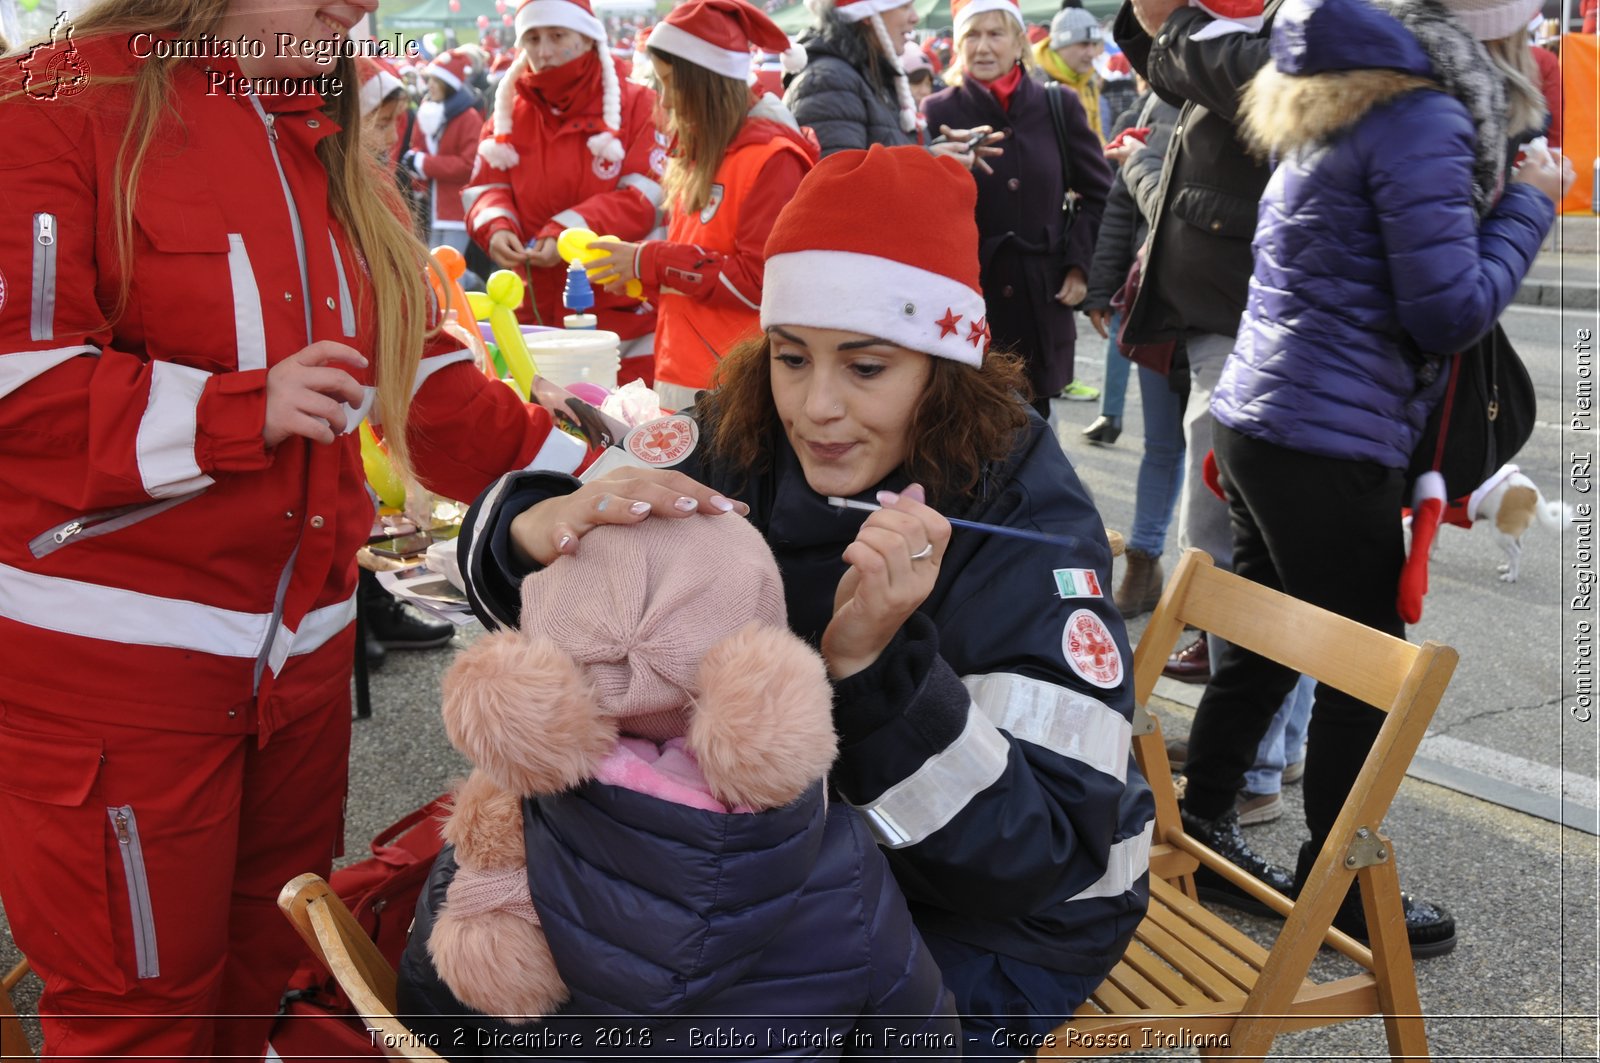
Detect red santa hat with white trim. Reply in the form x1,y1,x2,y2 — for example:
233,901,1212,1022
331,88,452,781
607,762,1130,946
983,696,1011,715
424,49,473,92
356,56,405,117
805,0,916,132
648,0,807,81
761,146,990,367
480,0,624,171
952,0,1025,38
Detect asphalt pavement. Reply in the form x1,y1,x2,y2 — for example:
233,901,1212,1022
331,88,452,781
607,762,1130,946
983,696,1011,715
2,242,1598,1059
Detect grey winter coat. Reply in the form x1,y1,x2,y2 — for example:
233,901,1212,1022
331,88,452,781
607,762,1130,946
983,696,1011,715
783,13,917,157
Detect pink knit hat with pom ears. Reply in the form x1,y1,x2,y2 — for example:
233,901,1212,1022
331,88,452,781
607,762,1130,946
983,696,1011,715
479,0,624,171
518,515,788,742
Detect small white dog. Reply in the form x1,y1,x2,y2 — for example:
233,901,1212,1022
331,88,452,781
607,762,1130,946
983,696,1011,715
1469,466,1571,582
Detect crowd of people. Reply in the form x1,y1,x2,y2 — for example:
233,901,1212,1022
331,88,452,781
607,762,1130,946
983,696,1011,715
0,0,1579,1057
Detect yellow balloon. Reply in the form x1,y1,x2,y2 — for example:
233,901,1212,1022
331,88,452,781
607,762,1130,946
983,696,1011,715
465,290,494,321
484,268,522,307
484,269,536,398
359,422,407,510
557,227,600,265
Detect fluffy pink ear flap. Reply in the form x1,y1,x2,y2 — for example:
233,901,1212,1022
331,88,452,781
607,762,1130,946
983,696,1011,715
441,630,618,797
689,624,838,810
442,769,528,872
431,905,569,1024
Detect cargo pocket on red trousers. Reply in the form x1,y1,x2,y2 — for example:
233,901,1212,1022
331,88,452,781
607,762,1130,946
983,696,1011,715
0,720,129,995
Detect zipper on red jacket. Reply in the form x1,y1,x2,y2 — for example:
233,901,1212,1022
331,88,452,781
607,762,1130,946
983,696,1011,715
28,490,205,559
247,98,315,690
32,212,57,341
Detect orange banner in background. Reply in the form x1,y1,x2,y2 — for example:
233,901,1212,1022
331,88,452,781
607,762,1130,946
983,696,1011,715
1559,33,1597,215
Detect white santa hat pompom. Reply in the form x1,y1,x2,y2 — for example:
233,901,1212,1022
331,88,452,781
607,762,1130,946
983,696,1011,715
780,41,809,73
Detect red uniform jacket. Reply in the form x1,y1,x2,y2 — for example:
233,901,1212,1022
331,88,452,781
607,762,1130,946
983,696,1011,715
463,58,662,346
409,101,485,228
0,41,586,739
641,102,816,391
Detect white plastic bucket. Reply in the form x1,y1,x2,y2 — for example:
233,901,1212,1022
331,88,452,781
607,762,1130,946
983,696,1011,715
525,328,621,390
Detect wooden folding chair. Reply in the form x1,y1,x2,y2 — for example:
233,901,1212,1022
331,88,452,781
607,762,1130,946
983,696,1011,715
277,874,443,1062
1044,549,1457,1062
1,957,33,1059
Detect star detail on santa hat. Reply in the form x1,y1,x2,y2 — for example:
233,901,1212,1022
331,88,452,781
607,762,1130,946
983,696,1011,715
966,316,989,348
936,308,962,338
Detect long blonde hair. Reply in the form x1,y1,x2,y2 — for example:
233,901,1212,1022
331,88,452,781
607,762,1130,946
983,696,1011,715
1484,32,1547,137
35,0,430,472
650,49,750,216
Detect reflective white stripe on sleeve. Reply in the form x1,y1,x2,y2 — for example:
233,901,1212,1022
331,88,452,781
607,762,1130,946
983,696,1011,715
227,235,268,372
464,471,519,630
617,173,664,207
0,344,97,401
136,362,216,499
470,207,520,235
0,561,349,662
264,594,359,676
550,209,588,231
852,708,1010,849
462,182,511,212
716,273,761,312
525,425,587,476
411,349,476,399
1063,820,1153,903
964,672,1131,783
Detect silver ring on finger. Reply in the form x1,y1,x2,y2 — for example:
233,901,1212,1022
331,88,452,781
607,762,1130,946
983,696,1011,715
910,543,934,561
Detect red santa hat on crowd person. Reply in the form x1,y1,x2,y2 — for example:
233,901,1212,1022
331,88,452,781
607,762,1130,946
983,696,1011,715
356,56,405,117
1187,0,1264,39
480,0,624,170
648,0,806,81
761,146,990,367
424,49,473,91
805,0,916,132
952,0,1025,38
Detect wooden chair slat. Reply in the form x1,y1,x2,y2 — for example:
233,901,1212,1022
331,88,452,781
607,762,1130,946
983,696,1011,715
1049,549,1456,1062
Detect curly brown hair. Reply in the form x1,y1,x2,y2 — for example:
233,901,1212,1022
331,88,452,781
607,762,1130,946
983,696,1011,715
703,334,1031,509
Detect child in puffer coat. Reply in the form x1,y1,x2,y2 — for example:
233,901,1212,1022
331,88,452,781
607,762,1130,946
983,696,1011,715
396,514,959,1059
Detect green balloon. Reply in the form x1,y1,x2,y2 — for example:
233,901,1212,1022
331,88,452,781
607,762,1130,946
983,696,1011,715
19,0,41,12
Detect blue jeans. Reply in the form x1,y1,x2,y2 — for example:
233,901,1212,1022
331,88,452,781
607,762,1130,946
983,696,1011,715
1129,365,1186,556
1098,316,1132,419
1244,674,1314,795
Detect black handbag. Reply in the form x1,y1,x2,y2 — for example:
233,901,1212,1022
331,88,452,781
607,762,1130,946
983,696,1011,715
1405,322,1537,500
1043,84,1079,233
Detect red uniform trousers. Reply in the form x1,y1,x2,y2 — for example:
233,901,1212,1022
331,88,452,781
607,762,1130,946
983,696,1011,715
0,637,353,1062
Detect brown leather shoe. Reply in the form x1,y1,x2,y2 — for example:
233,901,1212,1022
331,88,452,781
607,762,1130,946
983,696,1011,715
1163,632,1210,684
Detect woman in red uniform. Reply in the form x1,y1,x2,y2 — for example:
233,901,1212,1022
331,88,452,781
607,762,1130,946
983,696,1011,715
587,0,817,410
465,0,664,383
0,1,587,1057
405,48,485,261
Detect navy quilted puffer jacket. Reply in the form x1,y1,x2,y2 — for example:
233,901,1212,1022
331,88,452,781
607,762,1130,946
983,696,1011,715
1211,0,1553,468
397,781,960,1059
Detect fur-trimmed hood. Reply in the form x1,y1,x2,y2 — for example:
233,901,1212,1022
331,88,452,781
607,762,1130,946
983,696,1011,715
1242,66,1434,157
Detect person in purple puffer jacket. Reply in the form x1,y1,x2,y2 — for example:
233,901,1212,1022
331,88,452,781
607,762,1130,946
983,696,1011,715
1179,0,1572,959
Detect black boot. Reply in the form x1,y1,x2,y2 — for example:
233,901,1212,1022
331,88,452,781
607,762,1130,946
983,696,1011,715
360,569,455,650
1180,807,1296,917
363,629,387,669
1081,414,1122,445
1294,841,1457,958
